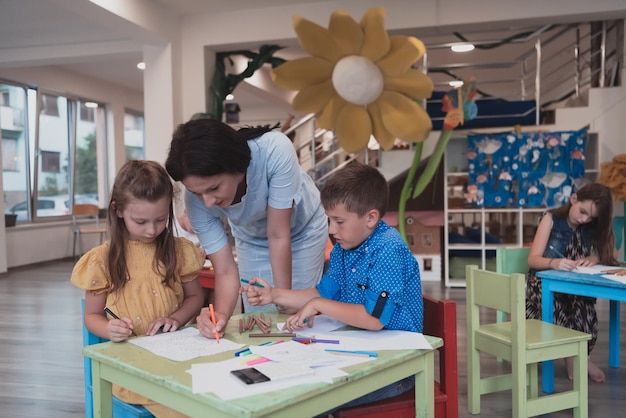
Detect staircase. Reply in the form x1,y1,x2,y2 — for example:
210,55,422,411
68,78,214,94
284,20,624,188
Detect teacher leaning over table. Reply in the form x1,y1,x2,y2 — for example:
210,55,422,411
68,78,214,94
165,117,328,338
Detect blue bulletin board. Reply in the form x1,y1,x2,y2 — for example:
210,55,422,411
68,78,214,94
466,130,588,208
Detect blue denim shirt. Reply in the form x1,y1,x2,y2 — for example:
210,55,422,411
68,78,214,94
542,212,592,259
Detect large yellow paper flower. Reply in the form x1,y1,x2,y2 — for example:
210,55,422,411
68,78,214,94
271,7,434,153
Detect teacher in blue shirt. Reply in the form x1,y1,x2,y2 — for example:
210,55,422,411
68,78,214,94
165,118,328,337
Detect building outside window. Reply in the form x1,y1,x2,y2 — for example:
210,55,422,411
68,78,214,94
1,82,107,222
124,110,145,161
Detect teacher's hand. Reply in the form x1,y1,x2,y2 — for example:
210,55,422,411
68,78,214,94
240,277,273,306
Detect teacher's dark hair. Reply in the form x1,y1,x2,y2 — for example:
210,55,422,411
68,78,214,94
165,118,276,181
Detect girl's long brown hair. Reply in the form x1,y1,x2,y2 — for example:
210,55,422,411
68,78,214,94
106,160,177,292
551,183,617,265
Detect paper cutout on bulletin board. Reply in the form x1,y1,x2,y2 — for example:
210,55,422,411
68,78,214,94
467,130,588,208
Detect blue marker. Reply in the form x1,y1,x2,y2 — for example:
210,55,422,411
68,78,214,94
548,244,565,258
234,340,274,357
240,278,265,288
325,349,378,357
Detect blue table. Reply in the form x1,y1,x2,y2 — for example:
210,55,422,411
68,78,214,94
538,269,625,394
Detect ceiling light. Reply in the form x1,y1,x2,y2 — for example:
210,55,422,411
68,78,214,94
85,102,98,108
137,62,146,70
449,80,464,88
225,94,234,101
451,44,475,53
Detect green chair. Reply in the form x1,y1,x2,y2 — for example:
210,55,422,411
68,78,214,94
466,265,590,417
495,246,530,324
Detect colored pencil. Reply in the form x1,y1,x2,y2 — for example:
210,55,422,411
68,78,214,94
209,303,220,344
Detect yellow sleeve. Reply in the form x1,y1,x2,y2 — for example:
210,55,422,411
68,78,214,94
175,237,205,283
70,243,111,294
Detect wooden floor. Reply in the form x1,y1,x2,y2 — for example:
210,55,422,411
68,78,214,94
0,260,625,417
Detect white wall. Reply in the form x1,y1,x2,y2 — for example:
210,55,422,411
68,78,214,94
553,70,626,259
0,66,143,269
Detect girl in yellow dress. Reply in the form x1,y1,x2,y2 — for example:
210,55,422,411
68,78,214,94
72,160,205,417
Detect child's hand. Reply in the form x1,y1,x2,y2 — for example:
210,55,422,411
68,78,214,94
575,256,597,268
282,302,318,333
107,317,135,342
197,307,227,339
240,277,272,306
146,317,180,336
553,258,579,271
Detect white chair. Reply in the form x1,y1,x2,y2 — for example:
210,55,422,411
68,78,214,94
73,204,106,258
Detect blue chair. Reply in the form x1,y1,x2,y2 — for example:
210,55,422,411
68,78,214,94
82,300,154,418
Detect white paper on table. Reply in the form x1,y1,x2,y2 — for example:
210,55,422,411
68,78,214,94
250,340,345,367
295,329,433,351
574,264,620,274
276,314,346,333
187,355,372,398
602,274,626,284
128,327,244,361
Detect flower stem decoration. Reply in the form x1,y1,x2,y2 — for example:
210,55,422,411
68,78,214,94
271,7,434,153
398,79,477,242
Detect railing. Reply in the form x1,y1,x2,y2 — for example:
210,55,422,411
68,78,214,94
287,20,624,188
426,20,623,124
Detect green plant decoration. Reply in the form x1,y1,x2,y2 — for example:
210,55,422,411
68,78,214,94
208,44,286,120
398,79,478,242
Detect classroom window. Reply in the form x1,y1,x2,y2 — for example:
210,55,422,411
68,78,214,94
40,150,61,173
1,82,108,222
74,100,104,205
2,138,18,171
124,110,145,160
41,93,59,116
1,82,30,219
79,102,95,122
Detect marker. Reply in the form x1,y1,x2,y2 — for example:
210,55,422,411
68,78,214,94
250,333,297,337
325,349,378,357
293,337,340,344
247,357,271,366
548,244,566,258
209,303,220,344
234,340,276,357
240,278,265,288
104,307,137,336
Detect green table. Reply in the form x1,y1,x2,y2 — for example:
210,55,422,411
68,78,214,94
83,312,442,418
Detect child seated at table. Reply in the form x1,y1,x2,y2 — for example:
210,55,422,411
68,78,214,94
240,161,424,413
526,182,618,383
72,160,205,418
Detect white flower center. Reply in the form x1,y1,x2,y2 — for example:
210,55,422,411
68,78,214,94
332,55,383,105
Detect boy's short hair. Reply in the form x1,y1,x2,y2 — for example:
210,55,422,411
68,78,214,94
320,161,388,217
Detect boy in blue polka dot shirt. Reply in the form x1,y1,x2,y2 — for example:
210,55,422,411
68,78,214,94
242,162,424,411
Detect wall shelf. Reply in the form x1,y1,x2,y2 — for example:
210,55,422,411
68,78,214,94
443,132,598,287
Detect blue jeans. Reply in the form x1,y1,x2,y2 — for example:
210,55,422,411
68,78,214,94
316,376,415,417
